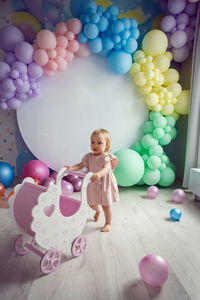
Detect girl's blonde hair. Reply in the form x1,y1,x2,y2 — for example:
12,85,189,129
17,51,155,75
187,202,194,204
91,129,111,152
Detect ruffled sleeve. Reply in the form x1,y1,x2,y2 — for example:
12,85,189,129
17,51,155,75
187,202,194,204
81,153,91,169
102,153,119,170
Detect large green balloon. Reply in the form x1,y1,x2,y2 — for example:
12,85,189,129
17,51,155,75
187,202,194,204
114,148,144,187
158,166,175,186
143,167,161,185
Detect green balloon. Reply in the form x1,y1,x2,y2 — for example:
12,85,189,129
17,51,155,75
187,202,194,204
149,144,163,156
158,167,175,186
136,178,145,185
143,121,153,134
168,161,176,172
160,155,169,164
164,126,171,133
142,134,158,149
159,133,171,145
159,163,166,171
114,148,144,187
143,167,161,185
149,111,162,120
147,155,161,169
153,128,164,139
166,116,176,127
170,127,177,139
153,116,167,128
131,140,144,154
142,153,149,165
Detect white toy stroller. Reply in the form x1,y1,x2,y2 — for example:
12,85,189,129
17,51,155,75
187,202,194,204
8,168,92,274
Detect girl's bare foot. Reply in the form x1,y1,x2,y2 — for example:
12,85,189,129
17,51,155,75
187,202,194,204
94,210,101,222
101,224,112,232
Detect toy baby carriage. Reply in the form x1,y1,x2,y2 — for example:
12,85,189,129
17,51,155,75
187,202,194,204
8,168,92,274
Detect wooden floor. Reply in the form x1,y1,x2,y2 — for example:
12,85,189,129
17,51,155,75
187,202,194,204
0,184,200,300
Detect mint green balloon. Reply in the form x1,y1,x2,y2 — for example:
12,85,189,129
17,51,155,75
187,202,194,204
168,161,176,172
149,144,163,156
158,166,175,186
159,163,166,171
153,116,167,128
142,153,149,165
153,128,164,139
159,133,171,145
114,149,144,187
160,155,169,164
170,127,177,139
164,126,171,133
142,134,158,149
166,116,176,127
143,167,161,185
149,111,161,120
147,155,161,169
131,140,144,154
137,178,144,185
143,121,153,134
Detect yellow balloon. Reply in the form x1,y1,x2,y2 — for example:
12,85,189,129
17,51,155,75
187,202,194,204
159,92,164,99
159,99,165,105
154,55,170,73
142,62,154,72
146,55,153,62
161,104,174,115
175,90,190,115
146,93,159,106
171,97,177,104
145,70,154,79
129,63,141,77
142,30,168,56
170,112,179,121
133,50,145,62
165,91,173,99
167,83,182,97
153,104,162,111
153,73,164,86
164,69,179,85
135,72,147,86
138,57,147,65
165,51,173,61
139,85,152,95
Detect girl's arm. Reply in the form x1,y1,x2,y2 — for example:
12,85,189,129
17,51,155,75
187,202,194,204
65,162,84,171
91,162,110,182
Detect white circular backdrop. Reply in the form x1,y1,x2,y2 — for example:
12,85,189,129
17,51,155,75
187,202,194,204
17,54,148,171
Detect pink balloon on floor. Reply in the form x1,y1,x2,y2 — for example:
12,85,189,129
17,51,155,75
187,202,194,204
147,186,159,199
61,180,73,195
139,254,169,286
172,188,186,203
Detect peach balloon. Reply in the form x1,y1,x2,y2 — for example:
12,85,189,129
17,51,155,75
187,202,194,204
36,30,56,50
65,50,74,61
76,43,90,57
47,49,57,59
66,18,82,35
43,68,55,77
56,36,68,48
46,59,58,71
56,46,66,58
34,49,49,66
68,40,80,53
56,22,68,35
55,57,67,71
65,31,74,41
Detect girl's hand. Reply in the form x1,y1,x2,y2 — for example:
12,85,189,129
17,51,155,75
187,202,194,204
91,173,100,182
65,165,73,170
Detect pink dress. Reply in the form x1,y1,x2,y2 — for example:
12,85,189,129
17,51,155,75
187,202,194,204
82,152,120,206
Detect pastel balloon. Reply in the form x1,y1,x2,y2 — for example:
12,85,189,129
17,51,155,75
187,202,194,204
36,30,56,50
168,0,186,14
164,69,179,85
56,36,68,48
28,63,43,79
167,83,182,97
76,43,90,57
147,186,159,198
56,22,67,35
4,52,16,66
172,188,186,203
61,180,74,195
158,166,175,186
170,31,187,48
142,30,168,56
0,62,11,81
172,45,189,62
176,13,189,25
68,40,80,53
66,18,82,35
0,25,24,52
154,55,170,73
139,254,169,286
46,59,58,71
89,37,103,53
84,23,99,39
161,15,176,32
124,37,137,54
175,90,190,114
108,50,132,75
14,41,34,64
34,49,49,66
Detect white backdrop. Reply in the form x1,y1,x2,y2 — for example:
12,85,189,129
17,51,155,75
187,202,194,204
17,54,148,171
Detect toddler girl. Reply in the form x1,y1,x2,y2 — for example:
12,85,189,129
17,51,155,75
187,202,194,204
65,129,119,232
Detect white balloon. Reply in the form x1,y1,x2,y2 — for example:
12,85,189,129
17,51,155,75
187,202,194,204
17,54,148,171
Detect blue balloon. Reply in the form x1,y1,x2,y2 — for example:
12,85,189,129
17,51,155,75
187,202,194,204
111,20,125,34
121,18,131,29
83,23,99,39
113,34,121,44
130,19,138,28
80,14,90,25
108,50,132,75
107,5,119,16
130,28,140,39
82,0,97,14
90,13,100,23
89,37,103,53
124,37,138,54
121,30,131,40
170,208,182,221
0,161,15,188
102,37,114,50
98,16,109,32
78,32,88,44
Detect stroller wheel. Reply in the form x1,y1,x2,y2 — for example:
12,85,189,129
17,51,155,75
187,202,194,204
40,249,61,274
71,235,87,257
14,234,32,255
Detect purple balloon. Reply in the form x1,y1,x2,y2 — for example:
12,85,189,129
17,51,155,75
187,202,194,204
12,61,27,74
177,23,186,30
168,0,186,14
185,26,195,42
172,188,185,203
176,13,189,25
188,16,196,28
1,78,16,93
42,177,55,187
14,41,34,64
4,52,16,66
0,102,8,110
15,92,28,101
184,2,198,16
0,84,14,98
170,30,187,48
10,69,20,79
61,180,74,195
14,78,23,88
172,45,189,62
0,62,11,81
64,174,79,183
50,171,58,180
0,25,24,52
7,98,21,109
28,63,43,79
72,177,82,192
147,186,159,199
161,15,176,32
16,80,30,93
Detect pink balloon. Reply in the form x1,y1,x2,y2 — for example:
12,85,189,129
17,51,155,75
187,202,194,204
54,56,68,71
61,180,74,195
65,31,74,41
76,43,91,57
139,254,169,286
56,46,66,58
65,50,74,61
56,36,68,48
56,22,68,35
36,30,56,50
46,59,58,71
47,49,57,59
34,49,49,66
147,186,159,199
67,40,80,53
72,177,82,192
172,45,189,62
50,171,58,180
22,160,50,182
64,174,78,183
42,177,55,187
66,18,82,35
172,188,185,203
43,68,55,77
